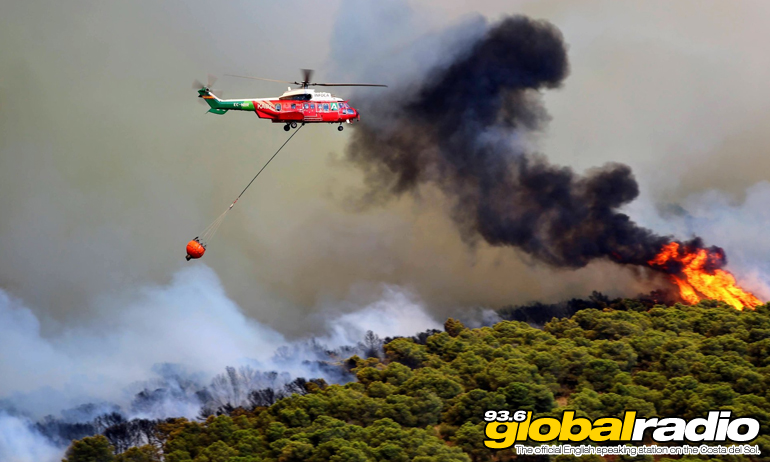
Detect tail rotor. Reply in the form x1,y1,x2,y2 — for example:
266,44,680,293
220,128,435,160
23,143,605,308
192,74,218,91
193,74,223,104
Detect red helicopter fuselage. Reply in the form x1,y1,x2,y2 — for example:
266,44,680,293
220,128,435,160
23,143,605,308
254,97,359,124
199,88,360,127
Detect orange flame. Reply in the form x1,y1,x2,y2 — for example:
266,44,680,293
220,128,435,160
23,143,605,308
648,242,761,310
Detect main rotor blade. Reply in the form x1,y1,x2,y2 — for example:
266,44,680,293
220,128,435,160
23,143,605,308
225,74,298,85
223,72,386,88
301,68,314,84
311,83,388,87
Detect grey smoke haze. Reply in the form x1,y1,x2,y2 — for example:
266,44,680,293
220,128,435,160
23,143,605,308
2,0,770,457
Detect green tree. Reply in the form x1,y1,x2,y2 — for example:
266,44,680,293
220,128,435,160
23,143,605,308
63,435,115,462
114,446,161,462
452,422,488,462
444,318,466,337
329,446,369,462
277,441,314,462
581,358,621,391
400,369,464,399
384,339,429,369
193,440,237,462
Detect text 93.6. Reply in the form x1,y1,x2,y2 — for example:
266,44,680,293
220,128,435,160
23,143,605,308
484,410,528,422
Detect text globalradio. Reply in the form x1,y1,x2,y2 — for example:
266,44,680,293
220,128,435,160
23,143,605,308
483,410,759,447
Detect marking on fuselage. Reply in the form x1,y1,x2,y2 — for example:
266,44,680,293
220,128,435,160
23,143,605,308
255,100,275,111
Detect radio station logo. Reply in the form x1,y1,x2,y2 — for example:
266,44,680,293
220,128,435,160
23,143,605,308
483,410,760,447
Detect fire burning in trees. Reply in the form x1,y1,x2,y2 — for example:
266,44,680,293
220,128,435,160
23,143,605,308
648,242,762,310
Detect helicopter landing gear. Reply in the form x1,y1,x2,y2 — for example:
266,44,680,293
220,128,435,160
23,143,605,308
337,125,344,131
290,121,298,129
284,124,290,131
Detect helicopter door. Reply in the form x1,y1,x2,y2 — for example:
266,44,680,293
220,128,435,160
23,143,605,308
305,102,319,121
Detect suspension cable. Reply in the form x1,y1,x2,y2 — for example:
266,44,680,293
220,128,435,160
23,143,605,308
232,124,304,208
197,125,304,245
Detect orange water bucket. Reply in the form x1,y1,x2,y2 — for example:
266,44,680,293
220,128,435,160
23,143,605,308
185,239,206,261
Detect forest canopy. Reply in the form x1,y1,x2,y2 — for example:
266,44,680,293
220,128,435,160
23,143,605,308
64,299,770,462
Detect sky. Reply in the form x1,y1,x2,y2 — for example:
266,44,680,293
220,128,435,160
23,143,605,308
1,0,770,430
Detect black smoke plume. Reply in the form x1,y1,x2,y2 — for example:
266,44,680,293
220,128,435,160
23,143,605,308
347,15,697,271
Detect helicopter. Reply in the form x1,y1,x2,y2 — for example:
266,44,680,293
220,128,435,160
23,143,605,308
193,69,386,131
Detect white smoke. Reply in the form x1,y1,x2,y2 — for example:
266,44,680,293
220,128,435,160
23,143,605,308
0,412,62,462
0,265,285,417
319,285,443,348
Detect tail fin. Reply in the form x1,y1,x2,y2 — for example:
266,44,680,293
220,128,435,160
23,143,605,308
197,89,228,115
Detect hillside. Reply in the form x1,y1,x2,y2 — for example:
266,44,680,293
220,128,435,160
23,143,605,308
64,300,770,461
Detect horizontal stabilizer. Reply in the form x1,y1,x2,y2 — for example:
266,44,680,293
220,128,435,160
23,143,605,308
207,108,228,115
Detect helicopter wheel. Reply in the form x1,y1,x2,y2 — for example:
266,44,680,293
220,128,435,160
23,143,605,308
337,125,344,131
290,122,298,129
283,124,290,131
